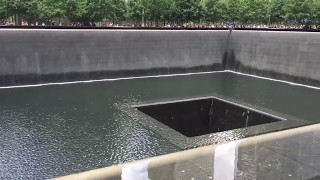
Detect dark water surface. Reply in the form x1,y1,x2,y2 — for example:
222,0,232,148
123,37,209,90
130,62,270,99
0,72,319,179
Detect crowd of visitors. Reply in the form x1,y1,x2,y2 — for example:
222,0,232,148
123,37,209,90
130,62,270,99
1,21,319,30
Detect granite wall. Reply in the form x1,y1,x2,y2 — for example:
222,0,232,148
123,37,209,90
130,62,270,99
0,29,319,86
229,30,320,85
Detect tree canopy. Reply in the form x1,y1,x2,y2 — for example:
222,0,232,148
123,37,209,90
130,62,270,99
0,0,318,26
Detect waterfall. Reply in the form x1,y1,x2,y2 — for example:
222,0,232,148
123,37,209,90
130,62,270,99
209,98,214,132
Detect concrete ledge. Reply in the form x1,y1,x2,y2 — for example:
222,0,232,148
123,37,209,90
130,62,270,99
55,124,320,180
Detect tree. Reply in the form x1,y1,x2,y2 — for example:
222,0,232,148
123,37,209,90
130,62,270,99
161,0,177,24
86,0,113,23
175,0,204,24
22,0,39,24
64,0,81,23
107,0,127,24
39,0,66,24
239,0,269,24
204,0,219,23
268,0,285,24
283,0,313,25
142,0,176,26
147,0,165,25
0,0,8,23
127,0,147,25
215,0,228,23
214,0,240,23
64,0,89,23
1,0,39,25
0,0,317,26
312,0,320,26
5,0,34,24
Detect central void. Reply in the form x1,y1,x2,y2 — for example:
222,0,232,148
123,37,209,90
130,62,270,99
137,98,282,137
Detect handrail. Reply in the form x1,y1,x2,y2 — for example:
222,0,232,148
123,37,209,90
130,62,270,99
56,124,320,180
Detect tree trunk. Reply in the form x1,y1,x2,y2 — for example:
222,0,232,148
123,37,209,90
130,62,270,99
14,14,17,25
142,9,145,27
17,15,23,25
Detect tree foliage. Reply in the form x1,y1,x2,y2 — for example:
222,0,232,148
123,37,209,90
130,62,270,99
175,0,204,23
313,0,320,22
127,0,145,22
39,0,65,21
0,0,318,26
107,0,127,23
204,0,219,23
0,0,7,22
239,0,269,24
283,0,313,24
268,0,285,24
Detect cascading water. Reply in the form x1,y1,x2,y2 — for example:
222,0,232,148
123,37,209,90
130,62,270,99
209,98,214,132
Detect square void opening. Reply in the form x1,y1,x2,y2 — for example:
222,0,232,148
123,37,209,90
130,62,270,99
137,98,282,137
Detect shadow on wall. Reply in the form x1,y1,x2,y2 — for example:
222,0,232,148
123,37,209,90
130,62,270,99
222,31,236,71
228,31,320,87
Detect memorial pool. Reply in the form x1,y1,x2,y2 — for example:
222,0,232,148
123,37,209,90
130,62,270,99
0,71,319,179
